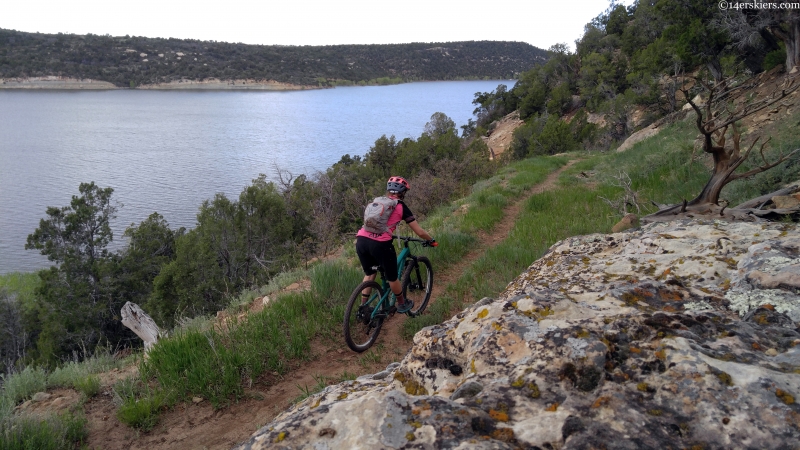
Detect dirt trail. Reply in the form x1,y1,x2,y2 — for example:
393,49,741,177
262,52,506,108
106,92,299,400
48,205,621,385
82,161,578,450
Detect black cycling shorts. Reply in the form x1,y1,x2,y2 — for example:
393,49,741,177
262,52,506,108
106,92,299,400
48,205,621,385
356,236,399,282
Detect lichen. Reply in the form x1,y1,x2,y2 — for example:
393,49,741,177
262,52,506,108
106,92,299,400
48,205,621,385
684,301,713,311
402,379,428,395
477,309,489,319
776,389,795,405
489,409,509,422
491,428,515,442
528,381,541,398
716,371,733,386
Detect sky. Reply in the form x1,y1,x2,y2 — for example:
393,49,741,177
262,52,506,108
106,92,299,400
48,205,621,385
1,0,630,51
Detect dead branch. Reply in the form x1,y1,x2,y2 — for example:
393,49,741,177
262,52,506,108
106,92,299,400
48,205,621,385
733,184,800,209
645,70,800,223
599,171,642,216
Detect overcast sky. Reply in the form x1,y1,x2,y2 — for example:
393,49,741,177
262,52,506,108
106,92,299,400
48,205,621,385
2,0,628,50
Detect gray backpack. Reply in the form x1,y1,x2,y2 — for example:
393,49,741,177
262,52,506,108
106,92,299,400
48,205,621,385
363,196,398,234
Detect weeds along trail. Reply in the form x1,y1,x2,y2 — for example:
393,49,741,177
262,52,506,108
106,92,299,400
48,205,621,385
83,159,579,450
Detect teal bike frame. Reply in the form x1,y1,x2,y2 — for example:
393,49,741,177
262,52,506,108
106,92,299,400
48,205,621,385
345,235,433,352
364,235,424,319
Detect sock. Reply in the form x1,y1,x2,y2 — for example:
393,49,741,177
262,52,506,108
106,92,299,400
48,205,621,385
395,292,405,305
361,293,369,304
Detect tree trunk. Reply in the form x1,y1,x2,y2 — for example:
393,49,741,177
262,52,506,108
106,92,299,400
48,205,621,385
787,18,799,71
643,185,800,223
734,184,800,209
121,302,161,352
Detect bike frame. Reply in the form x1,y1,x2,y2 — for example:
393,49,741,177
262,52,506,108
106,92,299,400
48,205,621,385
364,236,419,319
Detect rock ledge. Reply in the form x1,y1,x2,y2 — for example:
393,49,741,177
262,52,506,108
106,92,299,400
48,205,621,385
238,219,800,449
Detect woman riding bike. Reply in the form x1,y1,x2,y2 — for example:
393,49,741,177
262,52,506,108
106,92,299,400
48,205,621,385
355,176,435,313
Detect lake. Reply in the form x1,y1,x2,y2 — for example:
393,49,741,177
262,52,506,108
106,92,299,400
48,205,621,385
0,80,513,274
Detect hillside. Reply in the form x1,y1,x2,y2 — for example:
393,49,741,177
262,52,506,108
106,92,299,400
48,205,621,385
4,83,798,447
0,29,548,87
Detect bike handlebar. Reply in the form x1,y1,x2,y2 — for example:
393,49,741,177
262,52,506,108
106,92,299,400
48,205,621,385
393,236,437,247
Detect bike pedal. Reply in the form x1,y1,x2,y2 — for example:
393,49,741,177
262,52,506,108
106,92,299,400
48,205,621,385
387,306,397,316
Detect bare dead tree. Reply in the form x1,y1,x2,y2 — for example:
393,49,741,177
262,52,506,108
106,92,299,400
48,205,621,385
272,164,296,192
643,72,800,223
0,290,30,374
309,171,345,256
599,171,642,216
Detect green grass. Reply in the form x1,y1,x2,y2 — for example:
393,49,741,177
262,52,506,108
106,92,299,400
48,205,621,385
114,378,167,431
72,375,101,398
293,374,329,404
131,260,363,427
0,412,87,450
47,350,126,391
720,110,800,204
0,366,48,415
0,350,133,448
290,369,359,405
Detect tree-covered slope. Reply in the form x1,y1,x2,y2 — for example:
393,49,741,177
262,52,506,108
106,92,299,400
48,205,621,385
0,29,548,87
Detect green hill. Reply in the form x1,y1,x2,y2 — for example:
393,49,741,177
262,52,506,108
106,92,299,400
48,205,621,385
0,29,548,87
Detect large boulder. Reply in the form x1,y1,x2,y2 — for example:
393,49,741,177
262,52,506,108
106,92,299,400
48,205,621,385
236,220,800,449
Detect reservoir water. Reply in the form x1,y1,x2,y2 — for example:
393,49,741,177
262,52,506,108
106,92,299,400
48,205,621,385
0,80,512,274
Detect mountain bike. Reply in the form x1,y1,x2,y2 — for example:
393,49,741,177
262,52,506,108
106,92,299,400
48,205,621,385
343,236,434,352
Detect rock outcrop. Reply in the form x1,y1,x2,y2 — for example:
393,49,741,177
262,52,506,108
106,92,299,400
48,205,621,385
0,76,116,89
237,220,800,449
482,112,523,160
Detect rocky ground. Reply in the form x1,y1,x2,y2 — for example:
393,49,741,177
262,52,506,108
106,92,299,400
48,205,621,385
237,219,800,449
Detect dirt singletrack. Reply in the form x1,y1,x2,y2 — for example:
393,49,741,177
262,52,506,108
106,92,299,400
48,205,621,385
82,160,578,450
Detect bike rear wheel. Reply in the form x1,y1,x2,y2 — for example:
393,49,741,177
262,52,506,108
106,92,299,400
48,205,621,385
401,256,433,317
343,280,385,352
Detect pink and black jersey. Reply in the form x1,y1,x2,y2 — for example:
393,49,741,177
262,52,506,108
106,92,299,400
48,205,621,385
357,201,416,242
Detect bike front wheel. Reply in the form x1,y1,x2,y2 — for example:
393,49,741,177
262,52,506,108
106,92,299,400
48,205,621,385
401,256,433,317
343,280,385,352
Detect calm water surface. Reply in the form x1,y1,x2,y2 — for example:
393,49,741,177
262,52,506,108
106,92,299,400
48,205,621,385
0,80,512,273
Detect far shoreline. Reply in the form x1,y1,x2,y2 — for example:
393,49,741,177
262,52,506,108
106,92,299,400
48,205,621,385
0,76,512,91
0,77,321,91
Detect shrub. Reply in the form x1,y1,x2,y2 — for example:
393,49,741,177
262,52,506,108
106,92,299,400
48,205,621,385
0,412,87,449
0,366,47,407
73,375,101,398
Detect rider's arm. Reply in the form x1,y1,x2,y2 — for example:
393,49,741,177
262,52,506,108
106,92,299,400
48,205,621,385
408,220,433,241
